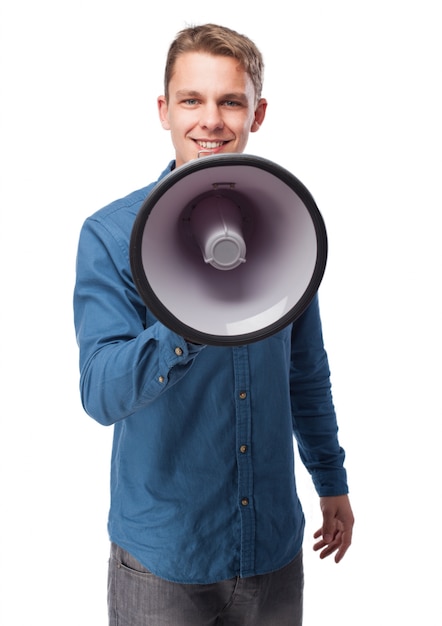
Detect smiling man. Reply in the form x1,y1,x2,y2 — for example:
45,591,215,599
74,23,354,626
158,50,267,165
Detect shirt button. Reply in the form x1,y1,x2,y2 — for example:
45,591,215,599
239,445,248,454
241,498,249,506
158,376,165,383
239,391,247,400
174,347,183,356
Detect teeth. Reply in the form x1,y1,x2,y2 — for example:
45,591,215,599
198,141,224,148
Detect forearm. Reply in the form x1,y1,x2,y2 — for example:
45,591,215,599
293,394,348,496
79,324,204,425
74,215,204,426
290,296,348,496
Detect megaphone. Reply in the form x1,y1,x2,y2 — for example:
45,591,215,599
130,153,327,346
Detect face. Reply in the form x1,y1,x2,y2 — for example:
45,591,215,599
158,52,267,168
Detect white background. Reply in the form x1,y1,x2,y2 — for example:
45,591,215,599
1,1,441,624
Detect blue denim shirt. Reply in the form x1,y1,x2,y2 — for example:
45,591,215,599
74,161,348,584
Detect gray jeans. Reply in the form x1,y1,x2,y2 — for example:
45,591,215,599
108,543,303,626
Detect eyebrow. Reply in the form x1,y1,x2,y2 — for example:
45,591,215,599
175,90,249,104
175,90,202,100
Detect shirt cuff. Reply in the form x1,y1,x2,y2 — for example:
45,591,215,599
311,468,349,497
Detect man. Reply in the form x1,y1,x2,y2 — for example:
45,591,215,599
74,23,354,626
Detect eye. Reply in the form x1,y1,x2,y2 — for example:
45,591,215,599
223,100,241,107
184,98,199,106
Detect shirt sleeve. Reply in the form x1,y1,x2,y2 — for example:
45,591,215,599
73,214,205,426
290,295,348,497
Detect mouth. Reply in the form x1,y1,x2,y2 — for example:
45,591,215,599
194,139,229,151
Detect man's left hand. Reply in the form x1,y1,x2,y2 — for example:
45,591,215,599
313,494,355,563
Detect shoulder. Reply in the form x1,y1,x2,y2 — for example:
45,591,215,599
90,185,153,225
83,161,175,239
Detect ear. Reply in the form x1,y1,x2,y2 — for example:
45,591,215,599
157,96,171,130
251,98,268,133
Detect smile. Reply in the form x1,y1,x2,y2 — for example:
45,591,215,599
196,140,227,149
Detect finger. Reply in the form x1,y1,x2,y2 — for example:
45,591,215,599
313,524,338,546
321,517,338,545
320,540,342,560
313,528,323,540
318,536,339,557
313,527,336,553
313,539,326,552
334,529,353,563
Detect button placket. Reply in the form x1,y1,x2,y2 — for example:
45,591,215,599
232,346,255,575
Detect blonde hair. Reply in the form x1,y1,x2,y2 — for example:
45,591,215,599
164,24,264,103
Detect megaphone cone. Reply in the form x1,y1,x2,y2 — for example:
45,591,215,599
130,153,327,346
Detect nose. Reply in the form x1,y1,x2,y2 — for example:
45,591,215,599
199,102,224,131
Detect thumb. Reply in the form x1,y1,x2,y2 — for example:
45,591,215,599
320,501,338,543
322,520,336,544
